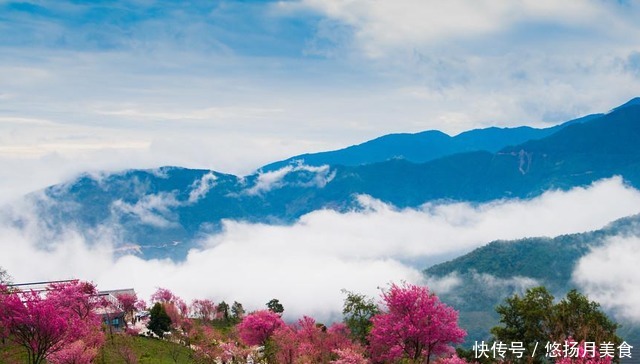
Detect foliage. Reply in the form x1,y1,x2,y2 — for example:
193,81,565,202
48,338,102,364
271,316,367,364
117,293,139,327
188,323,257,364
342,289,379,345
148,287,192,344
237,310,285,346
491,287,621,363
148,303,172,338
4,277,624,364
135,299,147,311
191,299,217,323
231,301,244,321
164,299,189,331
368,283,466,364
217,340,255,363
151,288,179,304
454,347,492,364
435,354,474,364
217,301,230,322
491,286,554,353
187,324,223,363
266,298,284,314
330,346,370,364
0,281,104,364
551,290,621,344
553,338,613,364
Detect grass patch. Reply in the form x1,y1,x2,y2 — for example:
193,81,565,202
0,339,28,364
96,334,194,364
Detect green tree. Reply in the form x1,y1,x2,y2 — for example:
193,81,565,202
491,287,621,363
266,298,284,314
231,301,244,321
550,289,620,345
341,289,379,345
148,302,172,338
491,287,554,352
217,301,230,322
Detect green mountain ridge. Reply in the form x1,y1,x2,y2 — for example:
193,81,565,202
424,213,640,347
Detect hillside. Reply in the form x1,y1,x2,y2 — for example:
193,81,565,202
425,213,640,345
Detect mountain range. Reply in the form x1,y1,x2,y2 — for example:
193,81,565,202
261,113,601,171
21,98,640,260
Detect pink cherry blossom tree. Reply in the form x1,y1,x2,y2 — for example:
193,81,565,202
116,292,138,327
0,281,104,364
0,288,70,364
191,299,217,323
554,338,613,364
219,340,255,364
134,298,147,311
368,283,466,364
271,316,368,364
149,287,188,328
48,333,103,364
150,287,178,304
331,346,370,364
237,309,285,346
149,288,192,345
435,354,474,364
189,324,224,362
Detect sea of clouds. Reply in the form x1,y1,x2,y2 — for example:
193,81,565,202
1,177,639,323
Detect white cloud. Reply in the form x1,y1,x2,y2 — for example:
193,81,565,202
284,0,637,57
470,272,540,293
423,272,462,295
573,235,640,323
245,166,294,195
112,192,181,228
339,177,640,258
188,172,218,203
108,171,221,225
1,177,638,322
244,164,335,195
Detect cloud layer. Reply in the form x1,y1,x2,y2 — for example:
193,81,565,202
285,1,637,56
1,177,639,322
574,235,640,323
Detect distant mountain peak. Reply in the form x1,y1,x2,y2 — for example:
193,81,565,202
259,123,564,172
610,96,640,112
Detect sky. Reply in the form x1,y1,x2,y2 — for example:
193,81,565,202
1,0,640,201
2,1,640,323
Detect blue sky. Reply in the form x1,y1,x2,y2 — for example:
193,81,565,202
1,0,640,199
